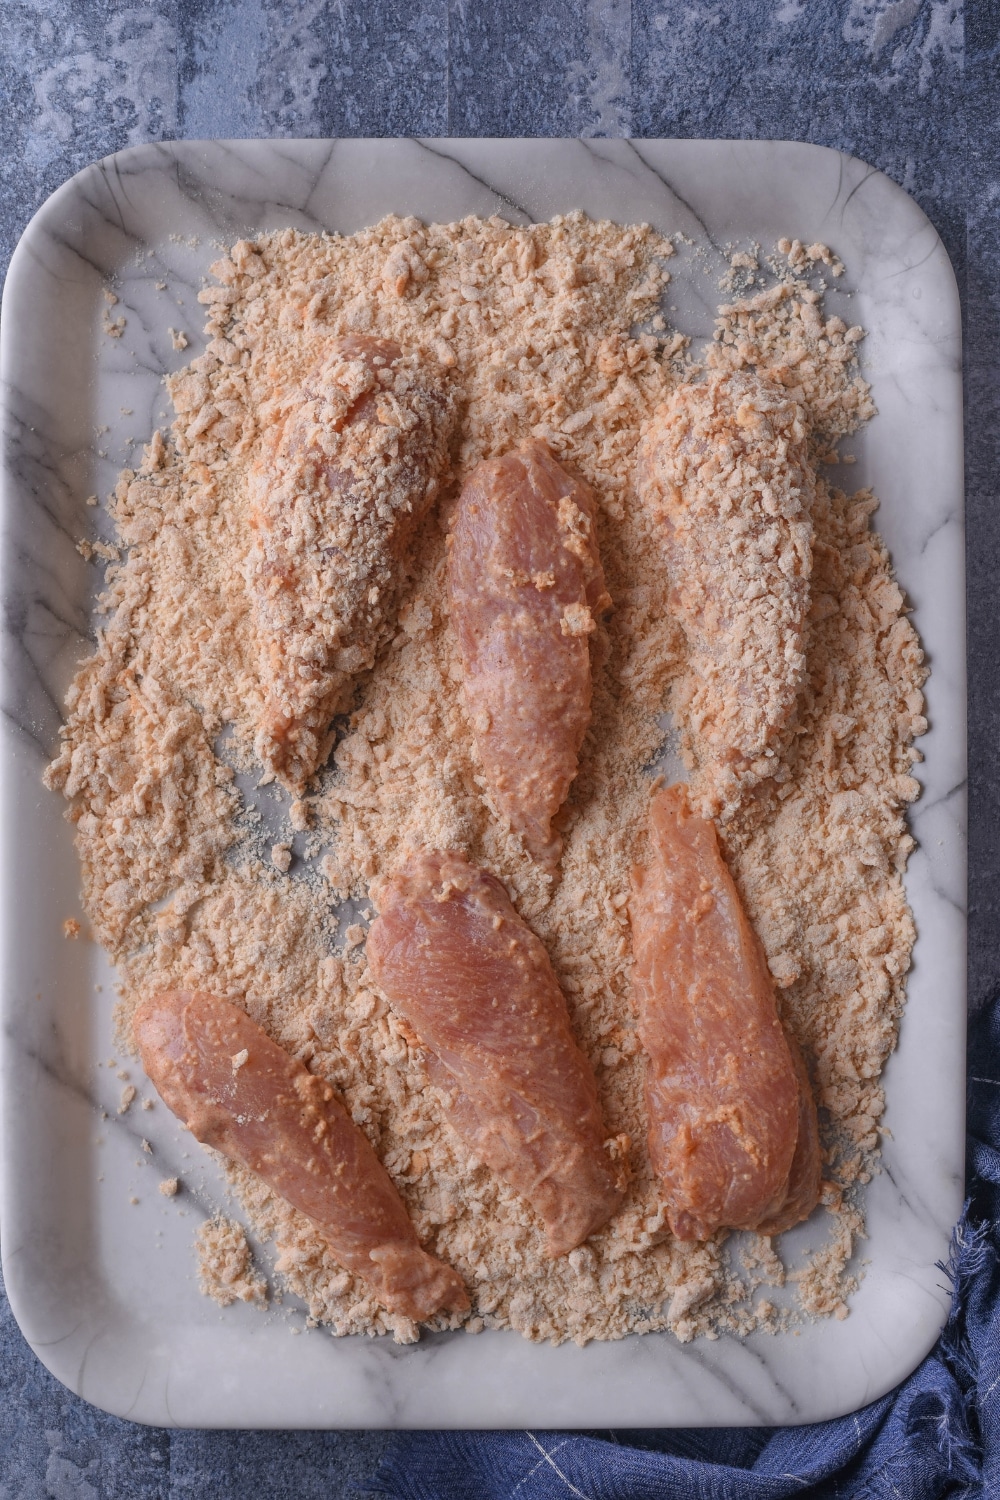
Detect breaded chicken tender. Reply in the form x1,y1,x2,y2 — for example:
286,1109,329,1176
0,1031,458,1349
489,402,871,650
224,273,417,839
638,369,816,818
247,336,455,790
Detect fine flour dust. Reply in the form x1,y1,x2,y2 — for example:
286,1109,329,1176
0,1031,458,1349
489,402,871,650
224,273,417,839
45,214,927,1345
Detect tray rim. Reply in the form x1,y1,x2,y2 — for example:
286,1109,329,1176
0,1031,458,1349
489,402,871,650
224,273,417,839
0,134,967,1429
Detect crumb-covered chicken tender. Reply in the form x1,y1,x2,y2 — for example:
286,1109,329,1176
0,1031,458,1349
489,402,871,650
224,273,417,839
367,848,625,1255
448,440,611,866
248,336,456,789
630,784,818,1241
638,370,816,818
133,989,468,1321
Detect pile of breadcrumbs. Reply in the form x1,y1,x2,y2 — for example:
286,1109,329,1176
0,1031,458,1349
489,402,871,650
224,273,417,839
45,213,926,1345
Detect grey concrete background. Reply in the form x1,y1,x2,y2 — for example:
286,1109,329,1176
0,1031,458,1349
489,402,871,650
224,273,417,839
1,0,995,1493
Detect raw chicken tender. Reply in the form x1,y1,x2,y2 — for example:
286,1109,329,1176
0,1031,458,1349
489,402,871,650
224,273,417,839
638,369,816,818
367,848,624,1255
756,1032,822,1237
448,440,611,866
248,336,456,790
133,989,468,1321
630,784,818,1241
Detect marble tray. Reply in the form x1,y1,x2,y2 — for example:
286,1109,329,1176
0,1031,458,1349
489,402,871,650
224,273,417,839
0,139,965,1429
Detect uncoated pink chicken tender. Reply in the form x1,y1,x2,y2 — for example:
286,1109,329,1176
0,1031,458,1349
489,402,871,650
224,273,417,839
133,989,468,1321
629,785,818,1241
367,848,625,1256
447,440,611,867
756,1029,822,1237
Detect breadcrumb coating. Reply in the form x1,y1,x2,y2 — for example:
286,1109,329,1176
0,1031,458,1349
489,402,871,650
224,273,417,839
247,336,456,789
45,216,926,1346
638,369,815,820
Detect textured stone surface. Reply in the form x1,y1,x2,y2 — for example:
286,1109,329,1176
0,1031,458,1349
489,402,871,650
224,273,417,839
965,1,1000,1015
633,0,966,286
0,1252,387,1498
0,0,993,1490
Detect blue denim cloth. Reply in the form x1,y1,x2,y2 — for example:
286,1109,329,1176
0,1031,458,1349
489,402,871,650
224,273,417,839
369,1006,999,1498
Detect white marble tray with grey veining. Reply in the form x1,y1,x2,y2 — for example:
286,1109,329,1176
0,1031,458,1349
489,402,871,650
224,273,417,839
0,139,965,1429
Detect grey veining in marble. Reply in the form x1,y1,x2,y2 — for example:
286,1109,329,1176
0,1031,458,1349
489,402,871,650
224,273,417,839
0,137,965,1431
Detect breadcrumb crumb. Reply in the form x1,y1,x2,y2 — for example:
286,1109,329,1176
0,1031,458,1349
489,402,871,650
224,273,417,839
196,1216,267,1306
